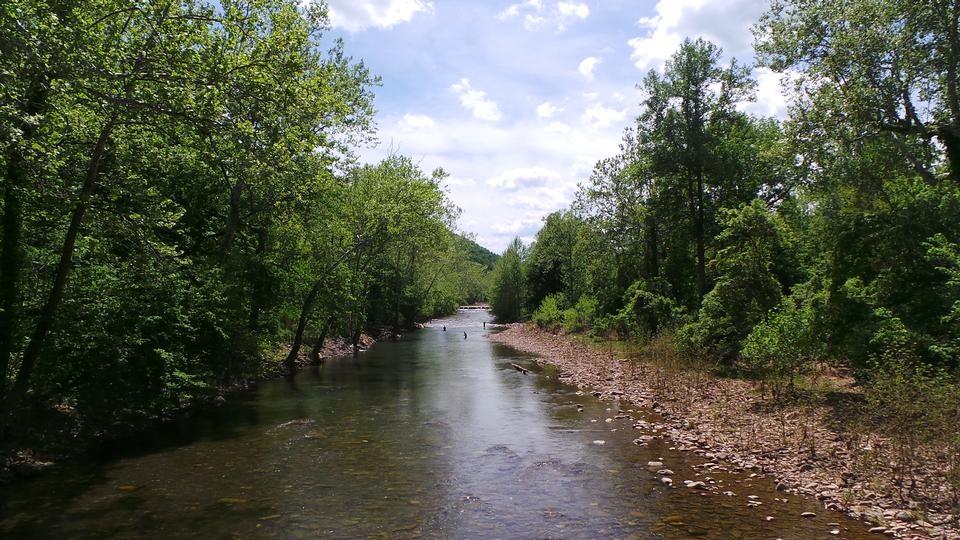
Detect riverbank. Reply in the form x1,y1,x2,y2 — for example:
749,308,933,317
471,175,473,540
489,323,959,540
0,331,381,483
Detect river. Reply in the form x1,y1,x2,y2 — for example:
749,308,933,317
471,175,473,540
0,309,877,539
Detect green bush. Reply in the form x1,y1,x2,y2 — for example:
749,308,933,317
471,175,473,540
607,279,679,339
741,297,821,398
532,293,567,332
562,296,599,333
678,200,789,360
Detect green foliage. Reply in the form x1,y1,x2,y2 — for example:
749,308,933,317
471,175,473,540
677,200,791,360
458,235,499,270
532,293,567,332
490,238,526,322
561,296,599,333
741,297,821,397
0,0,484,432
605,279,679,339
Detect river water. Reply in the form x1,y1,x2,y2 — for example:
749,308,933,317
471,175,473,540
1,310,877,539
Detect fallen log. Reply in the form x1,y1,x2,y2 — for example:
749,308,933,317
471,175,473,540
511,363,530,375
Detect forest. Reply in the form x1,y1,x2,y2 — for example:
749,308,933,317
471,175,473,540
490,0,960,488
0,0,493,442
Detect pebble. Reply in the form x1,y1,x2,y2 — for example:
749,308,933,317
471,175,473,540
661,477,673,486
801,512,816,518
647,461,664,467
592,440,605,445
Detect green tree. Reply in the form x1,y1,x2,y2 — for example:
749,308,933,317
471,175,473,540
491,238,527,322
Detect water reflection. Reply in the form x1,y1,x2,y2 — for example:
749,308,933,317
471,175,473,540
1,310,875,539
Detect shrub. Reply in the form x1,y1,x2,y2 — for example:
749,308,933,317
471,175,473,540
562,296,599,333
741,297,821,398
532,293,567,332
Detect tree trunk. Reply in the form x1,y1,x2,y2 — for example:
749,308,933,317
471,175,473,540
309,320,329,364
221,179,245,256
284,245,360,374
695,169,707,301
0,80,47,407
6,120,115,414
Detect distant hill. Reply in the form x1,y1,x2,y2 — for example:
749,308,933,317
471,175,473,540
458,235,499,269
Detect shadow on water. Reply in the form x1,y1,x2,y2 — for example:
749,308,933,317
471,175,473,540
1,309,881,539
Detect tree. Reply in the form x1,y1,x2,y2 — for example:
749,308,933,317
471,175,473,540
638,38,756,302
757,0,960,184
491,238,527,322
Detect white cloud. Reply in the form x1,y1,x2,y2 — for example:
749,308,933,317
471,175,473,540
546,121,571,133
498,0,589,30
398,113,435,130
557,1,589,19
327,0,433,32
487,166,560,190
578,56,601,80
740,67,791,119
582,103,628,129
582,91,600,101
450,78,502,121
445,176,476,187
627,0,766,72
537,101,563,118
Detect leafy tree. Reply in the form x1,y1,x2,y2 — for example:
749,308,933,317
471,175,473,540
490,238,527,322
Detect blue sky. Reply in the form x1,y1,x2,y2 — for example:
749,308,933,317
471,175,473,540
324,0,788,252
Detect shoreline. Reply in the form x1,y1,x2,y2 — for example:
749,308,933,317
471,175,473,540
489,323,959,540
0,331,384,484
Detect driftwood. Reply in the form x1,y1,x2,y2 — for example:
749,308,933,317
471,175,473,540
511,363,530,375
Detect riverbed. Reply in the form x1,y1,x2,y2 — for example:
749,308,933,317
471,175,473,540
0,310,878,539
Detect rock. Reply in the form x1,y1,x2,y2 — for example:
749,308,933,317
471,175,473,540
684,480,707,490
647,461,664,467
829,529,840,535
894,510,914,522
656,469,674,475
661,477,673,486
868,527,887,534
801,512,816,518
592,440,606,445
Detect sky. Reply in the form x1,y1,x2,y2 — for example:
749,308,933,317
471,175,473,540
323,0,790,253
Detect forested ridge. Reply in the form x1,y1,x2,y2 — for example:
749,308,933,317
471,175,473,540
0,0,489,445
491,0,960,509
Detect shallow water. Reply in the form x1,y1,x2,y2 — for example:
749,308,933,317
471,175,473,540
0,309,878,539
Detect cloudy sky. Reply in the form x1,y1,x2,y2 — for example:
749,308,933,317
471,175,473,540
324,0,789,252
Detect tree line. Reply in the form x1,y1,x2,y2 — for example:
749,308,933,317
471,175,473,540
0,0,488,436
491,0,960,393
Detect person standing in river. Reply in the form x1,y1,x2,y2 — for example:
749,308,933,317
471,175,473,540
464,332,467,339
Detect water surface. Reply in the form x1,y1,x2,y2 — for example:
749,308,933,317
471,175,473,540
0,310,876,539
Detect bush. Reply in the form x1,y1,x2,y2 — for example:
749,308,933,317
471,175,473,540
863,353,960,504
678,200,789,360
741,297,821,398
562,296,599,333
606,279,680,339
532,293,567,332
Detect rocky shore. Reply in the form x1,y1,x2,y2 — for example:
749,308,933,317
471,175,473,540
489,323,959,540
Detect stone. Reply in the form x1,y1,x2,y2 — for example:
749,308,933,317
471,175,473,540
646,461,664,467
661,477,673,486
801,512,816,518
894,510,914,522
